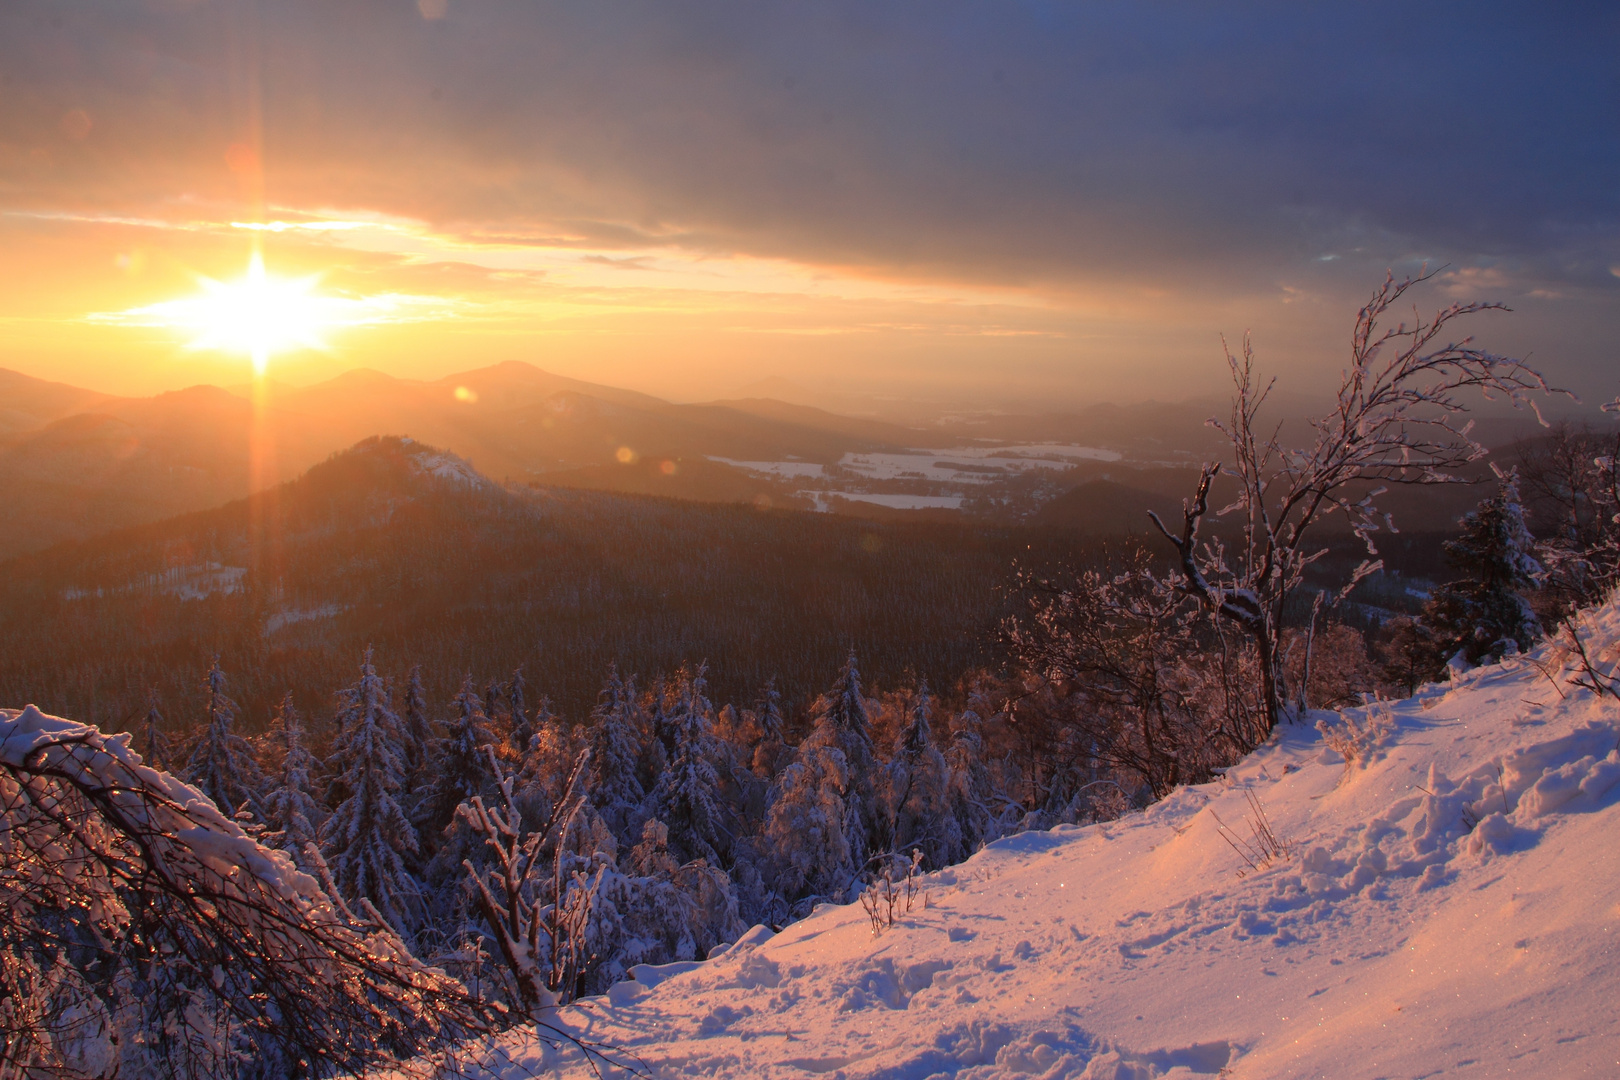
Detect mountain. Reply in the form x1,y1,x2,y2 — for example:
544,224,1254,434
0,436,1081,728
429,597,1620,1080
0,362,933,559
0,360,1569,562
262,362,910,479
0,362,933,563
0,383,335,555
0,367,123,438
710,397,943,448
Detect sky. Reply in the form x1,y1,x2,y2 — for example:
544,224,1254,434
1,1,1616,410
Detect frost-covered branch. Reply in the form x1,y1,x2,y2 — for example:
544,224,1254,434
457,745,599,1013
1148,271,1557,732
0,705,495,1080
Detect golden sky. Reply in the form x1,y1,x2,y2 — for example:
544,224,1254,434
2,2,1615,410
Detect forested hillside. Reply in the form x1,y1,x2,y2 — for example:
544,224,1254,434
0,436,1083,729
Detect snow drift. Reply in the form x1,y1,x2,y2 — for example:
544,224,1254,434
413,600,1620,1079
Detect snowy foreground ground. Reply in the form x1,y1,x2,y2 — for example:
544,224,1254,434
407,615,1620,1080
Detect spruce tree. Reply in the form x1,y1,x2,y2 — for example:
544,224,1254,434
882,680,959,868
806,651,878,867
319,648,421,937
587,665,646,843
650,665,728,865
750,678,791,780
647,675,675,766
416,674,499,842
182,659,265,819
484,680,504,734
765,652,878,905
141,687,171,772
401,664,432,784
944,707,994,855
763,740,856,906
261,691,325,868
1424,472,1544,665
506,667,533,757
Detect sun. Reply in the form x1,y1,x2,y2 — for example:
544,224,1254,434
152,253,338,373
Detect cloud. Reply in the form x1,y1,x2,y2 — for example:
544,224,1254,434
1,0,1615,401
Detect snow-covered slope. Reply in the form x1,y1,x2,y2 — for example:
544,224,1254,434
411,604,1620,1080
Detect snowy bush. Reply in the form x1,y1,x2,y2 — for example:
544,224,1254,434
1008,547,1268,802
1316,699,1398,773
860,849,925,935
454,746,600,1011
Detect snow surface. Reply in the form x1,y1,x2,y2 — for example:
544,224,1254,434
839,446,1119,485
263,603,345,635
709,457,829,480
399,439,494,490
61,561,247,602
827,492,965,511
707,445,1119,486
396,600,1620,1080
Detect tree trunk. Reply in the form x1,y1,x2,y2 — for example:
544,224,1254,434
1253,621,1282,738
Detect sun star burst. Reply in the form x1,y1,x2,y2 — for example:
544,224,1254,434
151,254,338,373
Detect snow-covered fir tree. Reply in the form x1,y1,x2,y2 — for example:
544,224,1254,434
764,652,883,908
1424,471,1545,665
764,734,857,911
649,664,729,865
401,663,432,784
260,691,325,868
319,648,421,937
750,678,792,780
818,651,877,785
944,706,995,856
587,664,646,844
141,686,171,772
882,680,960,868
712,700,769,832
647,674,675,770
415,674,499,845
181,659,265,820
484,679,504,737
506,667,533,757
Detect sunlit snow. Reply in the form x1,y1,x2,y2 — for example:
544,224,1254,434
393,598,1620,1080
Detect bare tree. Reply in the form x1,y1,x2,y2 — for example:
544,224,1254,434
1149,271,1555,732
457,746,603,1013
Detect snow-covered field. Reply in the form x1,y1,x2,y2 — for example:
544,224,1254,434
416,605,1620,1079
820,492,965,511
61,561,247,602
708,457,829,480
839,446,1119,484
709,443,1118,516
263,603,345,635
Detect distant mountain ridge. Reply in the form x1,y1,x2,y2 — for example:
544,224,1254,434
0,361,1574,561
0,361,936,560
